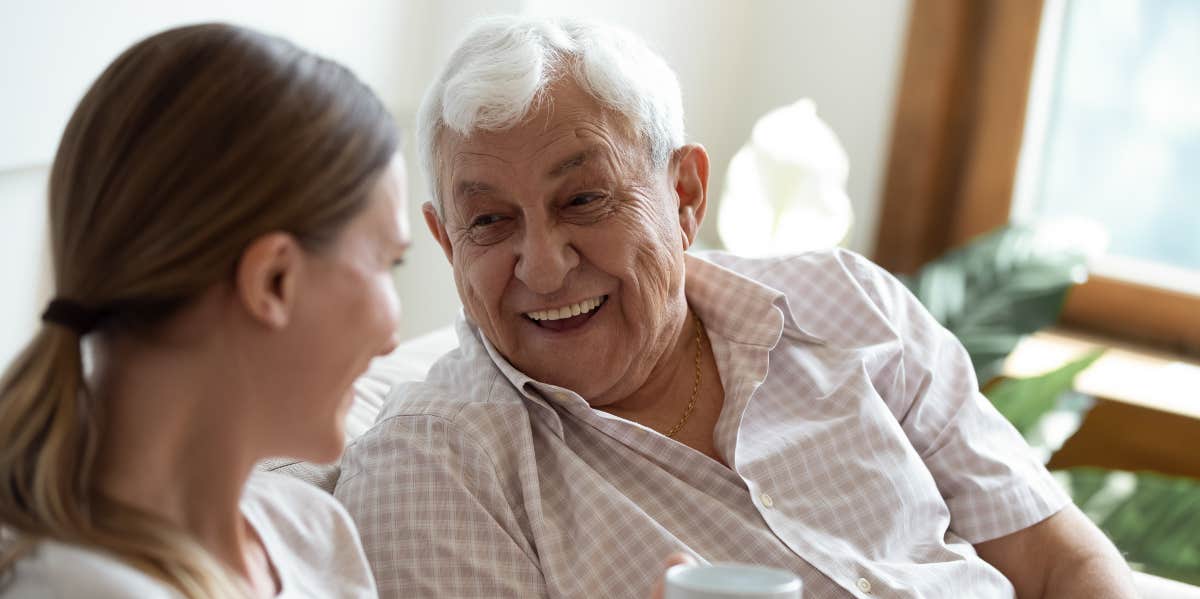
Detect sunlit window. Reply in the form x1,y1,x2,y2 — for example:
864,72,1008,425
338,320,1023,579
1014,0,1200,295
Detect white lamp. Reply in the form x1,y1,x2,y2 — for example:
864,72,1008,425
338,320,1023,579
717,99,852,256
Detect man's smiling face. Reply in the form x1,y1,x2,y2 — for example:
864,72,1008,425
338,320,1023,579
425,78,694,405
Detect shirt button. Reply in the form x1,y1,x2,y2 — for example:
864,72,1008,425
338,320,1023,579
856,577,872,593
759,492,774,508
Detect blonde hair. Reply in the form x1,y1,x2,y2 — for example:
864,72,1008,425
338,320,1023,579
0,23,397,596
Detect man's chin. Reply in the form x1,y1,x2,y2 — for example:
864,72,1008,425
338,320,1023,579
516,358,611,399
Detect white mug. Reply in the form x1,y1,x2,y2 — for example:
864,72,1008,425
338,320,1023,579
663,563,802,599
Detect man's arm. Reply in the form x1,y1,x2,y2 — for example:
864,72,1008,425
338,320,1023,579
976,504,1136,599
838,250,1136,597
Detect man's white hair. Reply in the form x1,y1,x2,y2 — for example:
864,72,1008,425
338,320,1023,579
417,15,686,216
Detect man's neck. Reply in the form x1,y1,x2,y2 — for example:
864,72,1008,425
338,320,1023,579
597,306,706,434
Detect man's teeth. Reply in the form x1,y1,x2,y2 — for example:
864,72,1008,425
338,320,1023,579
526,296,605,321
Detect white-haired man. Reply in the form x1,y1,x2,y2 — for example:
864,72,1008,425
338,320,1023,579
336,16,1135,599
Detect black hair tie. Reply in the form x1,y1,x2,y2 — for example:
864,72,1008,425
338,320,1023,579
41,299,104,336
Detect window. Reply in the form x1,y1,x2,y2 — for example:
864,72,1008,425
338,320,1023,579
1017,0,1200,295
876,0,1200,353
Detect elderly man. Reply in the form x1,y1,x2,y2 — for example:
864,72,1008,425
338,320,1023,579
335,16,1135,599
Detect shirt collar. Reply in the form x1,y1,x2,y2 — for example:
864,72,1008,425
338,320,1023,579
685,253,826,348
465,252,826,411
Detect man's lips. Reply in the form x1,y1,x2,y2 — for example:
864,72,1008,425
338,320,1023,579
523,295,607,321
523,295,608,332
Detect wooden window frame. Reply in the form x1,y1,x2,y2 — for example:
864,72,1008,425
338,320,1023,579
874,0,1200,355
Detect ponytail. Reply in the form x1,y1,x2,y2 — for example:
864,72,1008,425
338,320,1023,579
0,325,248,596
1,21,397,597
0,326,95,540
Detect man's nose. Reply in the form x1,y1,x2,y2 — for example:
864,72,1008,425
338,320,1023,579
514,223,579,295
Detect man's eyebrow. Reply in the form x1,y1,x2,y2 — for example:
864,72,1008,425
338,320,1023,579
454,180,495,200
547,147,601,178
453,147,603,198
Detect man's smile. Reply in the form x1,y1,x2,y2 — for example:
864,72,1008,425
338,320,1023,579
523,294,609,332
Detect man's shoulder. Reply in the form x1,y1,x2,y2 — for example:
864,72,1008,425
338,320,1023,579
698,247,878,284
337,358,537,490
695,248,908,346
355,345,533,452
697,247,892,309
378,354,522,420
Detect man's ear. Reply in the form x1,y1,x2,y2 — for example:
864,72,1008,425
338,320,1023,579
672,144,710,249
423,201,454,263
236,232,301,329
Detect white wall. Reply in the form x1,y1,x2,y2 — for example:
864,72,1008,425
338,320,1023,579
0,0,910,368
0,0,462,361
740,1,910,254
0,167,54,367
435,0,910,251
0,0,434,168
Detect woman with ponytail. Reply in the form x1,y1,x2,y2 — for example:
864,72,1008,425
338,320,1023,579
0,23,408,598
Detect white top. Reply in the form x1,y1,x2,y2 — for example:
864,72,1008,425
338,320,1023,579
336,249,1069,598
1,471,377,598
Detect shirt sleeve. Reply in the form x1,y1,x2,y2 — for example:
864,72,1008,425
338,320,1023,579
334,412,547,598
840,250,1071,544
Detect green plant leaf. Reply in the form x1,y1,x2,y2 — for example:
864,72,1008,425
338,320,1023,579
1059,467,1200,586
899,225,1200,587
900,225,1088,384
984,349,1105,436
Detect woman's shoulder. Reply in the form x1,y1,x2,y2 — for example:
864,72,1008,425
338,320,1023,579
241,470,378,597
1,540,180,598
242,469,352,529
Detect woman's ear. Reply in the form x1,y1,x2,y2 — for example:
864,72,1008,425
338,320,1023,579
672,144,710,249
235,232,302,329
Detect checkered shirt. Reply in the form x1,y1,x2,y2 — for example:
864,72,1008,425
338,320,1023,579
335,249,1069,598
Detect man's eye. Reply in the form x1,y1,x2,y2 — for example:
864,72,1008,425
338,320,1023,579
471,214,504,227
568,193,604,206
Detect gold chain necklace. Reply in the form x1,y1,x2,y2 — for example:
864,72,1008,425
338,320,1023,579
665,312,704,438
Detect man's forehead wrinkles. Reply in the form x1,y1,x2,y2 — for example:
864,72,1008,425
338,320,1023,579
447,151,510,197
547,145,610,178
451,150,510,168
461,134,616,173
528,128,585,162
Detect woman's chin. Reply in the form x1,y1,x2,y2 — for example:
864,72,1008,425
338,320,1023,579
294,429,345,465
276,413,346,465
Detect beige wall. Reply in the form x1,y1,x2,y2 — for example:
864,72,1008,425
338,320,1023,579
0,167,53,367
520,0,910,254
0,0,911,367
